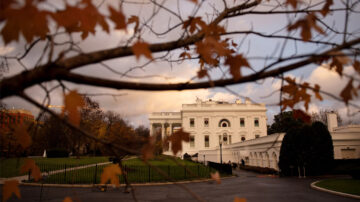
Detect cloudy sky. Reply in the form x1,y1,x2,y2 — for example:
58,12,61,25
1,0,360,127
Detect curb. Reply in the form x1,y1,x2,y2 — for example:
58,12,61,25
310,180,360,200
20,175,236,188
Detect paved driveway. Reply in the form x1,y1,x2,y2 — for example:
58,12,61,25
1,170,357,202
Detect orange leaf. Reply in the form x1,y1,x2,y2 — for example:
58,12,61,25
20,159,42,181
132,41,153,60
197,69,208,79
313,84,323,101
168,129,190,155
128,15,139,32
14,124,31,149
293,109,311,124
100,164,122,186
183,17,206,34
1,0,50,44
234,197,247,202
188,0,198,4
108,6,126,30
329,51,350,76
2,180,21,202
63,197,73,202
288,13,324,41
225,54,250,81
285,0,299,9
211,171,221,184
320,0,333,17
141,136,156,161
179,52,192,59
340,79,358,105
63,90,85,126
353,61,360,74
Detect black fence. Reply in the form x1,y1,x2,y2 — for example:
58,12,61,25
29,163,216,184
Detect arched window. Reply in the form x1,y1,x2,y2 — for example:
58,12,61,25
218,119,231,127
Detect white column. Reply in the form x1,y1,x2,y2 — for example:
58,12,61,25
149,123,154,136
170,123,173,135
161,123,165,139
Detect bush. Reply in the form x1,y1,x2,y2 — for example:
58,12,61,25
208,161,232,175
47,148,69,158
239,165,278,175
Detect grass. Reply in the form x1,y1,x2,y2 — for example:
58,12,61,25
41,156,216,184
0,156,109,178
315,179,360,196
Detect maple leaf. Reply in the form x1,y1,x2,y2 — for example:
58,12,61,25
353,61,360,74
179,52,192,59
234,197,247,202
225,54,250,81
1,0,50,44
196,37,231,66
293,109,311,124
313,84,323,101
183,17,207,34
132,41,153,60
168,129,190,155
108,6,126,30
13,124,32,149
285,0,299,9
63,197,73,202
340,79,358,105
197,69,208,79
20,159,42,181
100,164,122,186
62,90,85,126
320,0,333,17
211,171,221,184
128,15,140,32
288,13,324,41
2,180,21,202
329,51,350,76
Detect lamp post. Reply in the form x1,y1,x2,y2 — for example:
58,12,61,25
203,155,205,164
219,141,223,164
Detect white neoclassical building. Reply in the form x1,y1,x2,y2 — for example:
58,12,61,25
149,99,360,171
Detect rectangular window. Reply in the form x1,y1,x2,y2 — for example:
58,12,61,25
240,118,245,127
204,135,209,147
190,136,195,147
254,118,259,127
204,118,209,127
255,134,260,138
190,118,195,127
229,135,232,144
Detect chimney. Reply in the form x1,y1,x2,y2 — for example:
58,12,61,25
327,112,338,132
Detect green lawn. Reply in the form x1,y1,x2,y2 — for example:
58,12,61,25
41,156,216,184
0,156,109,178
315,179,360,196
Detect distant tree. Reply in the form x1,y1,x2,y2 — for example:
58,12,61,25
279,121,334,176
267,111,305,135
135,125,150,138
311,109,343,126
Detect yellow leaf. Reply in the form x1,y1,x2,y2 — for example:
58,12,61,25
63,90,85,126
211,171,221,184
2,180,21,202
20,159,42,181
63,197,73,202
132,41,153,60
100,164,122,186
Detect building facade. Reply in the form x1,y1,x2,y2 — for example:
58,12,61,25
149,98,267,156
0,109,35,130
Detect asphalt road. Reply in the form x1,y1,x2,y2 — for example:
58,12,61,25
1,170,358,202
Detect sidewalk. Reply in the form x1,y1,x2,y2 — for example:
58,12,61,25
0,161,111,184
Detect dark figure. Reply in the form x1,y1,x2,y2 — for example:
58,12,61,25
241,159,245,166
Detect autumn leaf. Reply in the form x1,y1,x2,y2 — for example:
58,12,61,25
168,129,190,155
320,0,333,17
288,13,324,41
225,54,250,81
183,17,207,34
188,0,198,4
13,124,32,149
2,180,21,202
100,164,122,186
128,15,139,32
293,109,311,124
211,171,221,184
329,51,350,76
234,197,247,202
132,41,153,60
20,159,42,181
196,37,231,66
197,69,208,79
108,6,126,30
62,90,85,126
353,61,360,74
1,0,50,44
340,79,358,105
179,52,192,60
63,197,73,202
285,0,299,9
313,84,323,101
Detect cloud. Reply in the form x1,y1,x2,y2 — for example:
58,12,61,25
0,46,14,55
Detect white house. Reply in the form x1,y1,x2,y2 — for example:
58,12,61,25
149,99,360,171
